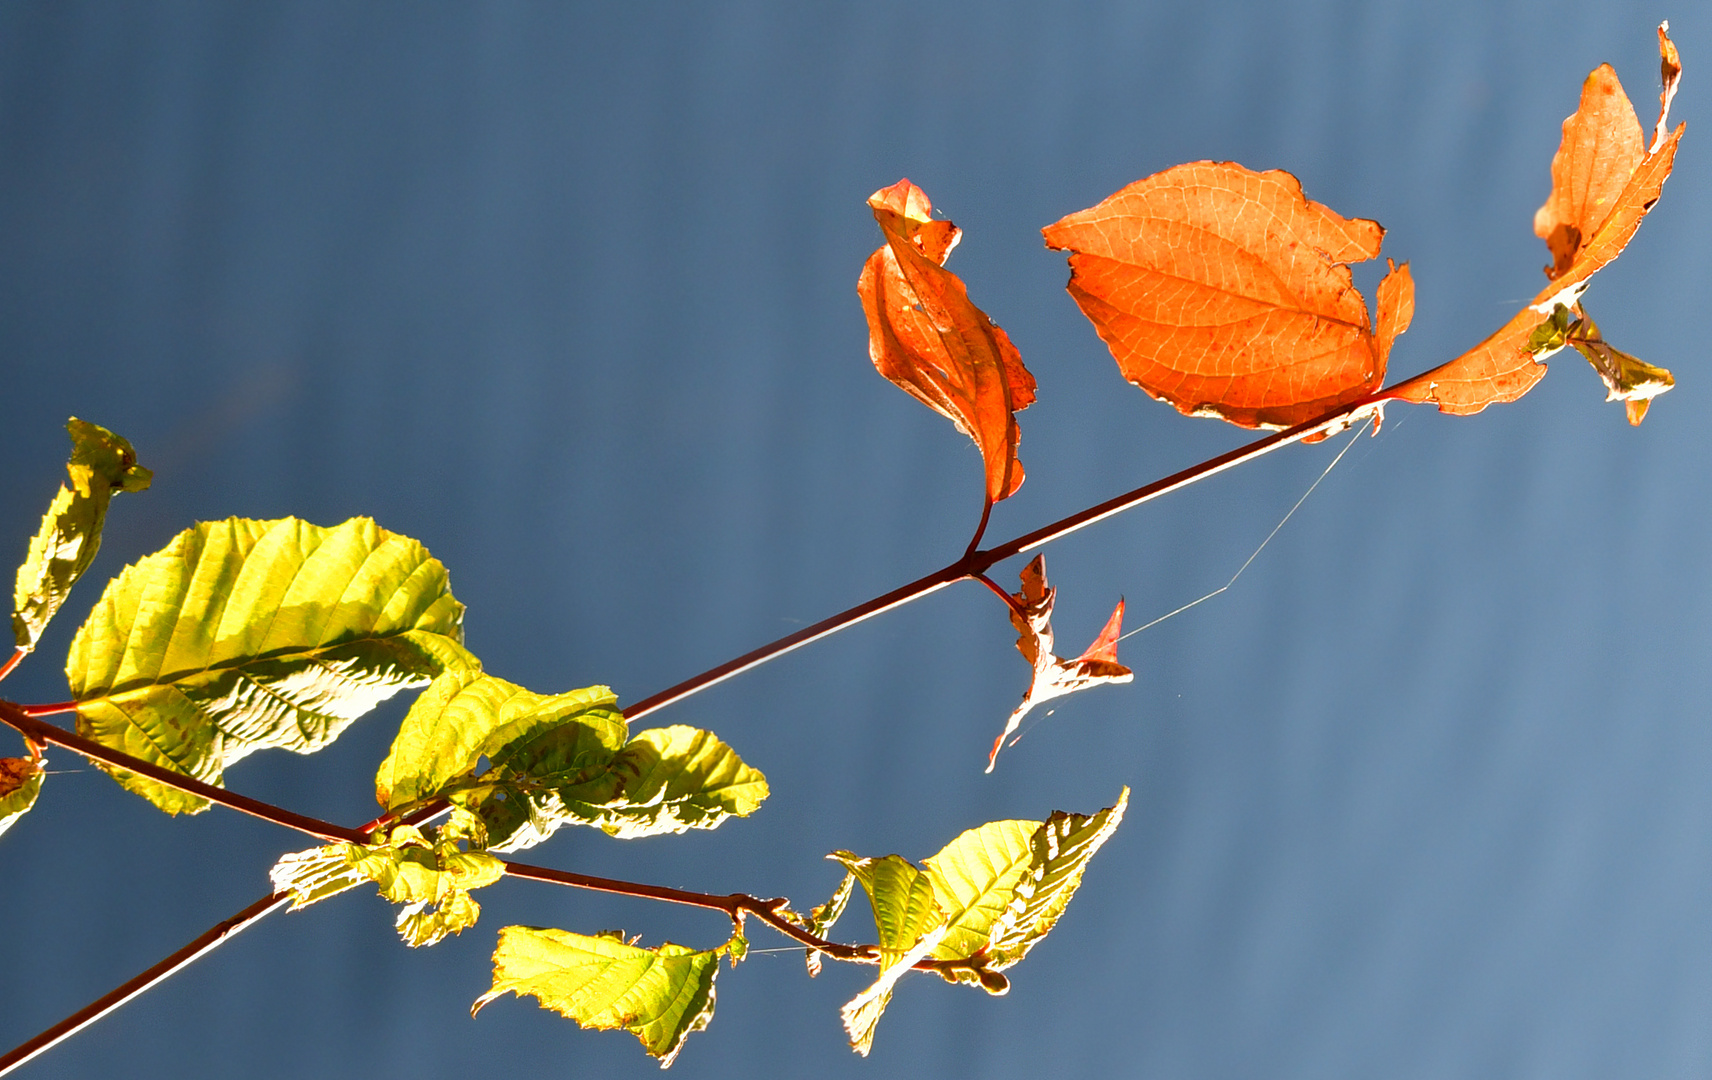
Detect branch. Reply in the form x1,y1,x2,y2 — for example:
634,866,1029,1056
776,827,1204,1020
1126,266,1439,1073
499,857,976,974
0,797,450,1078
623,397,1378,722
0,702,369,845
0,892,291,1078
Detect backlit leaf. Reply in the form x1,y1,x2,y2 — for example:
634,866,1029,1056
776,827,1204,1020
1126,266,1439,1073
473,926,721,1068
859,179,1037,508
270,822,505,947
828,851,944,960
1564,307,1675,424
374,666,623,811
468,724,767,851
801,870,855,977
1389,25,1682,417
1043,163,1413,429
838,921,948,1057
11,419,151,652
0,755,44,840
920,817,1039,963
67,517,465,814
983,787,1128,968
986,555,1132,773
828,850,947,1055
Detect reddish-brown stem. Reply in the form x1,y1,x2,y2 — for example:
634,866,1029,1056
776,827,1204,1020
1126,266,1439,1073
499,857,973,974
0,703,369,845
963,495,995,561
0,797,449,1079
974,572,1027,620
16,701,74,718
0,648,25,685
624,398,1375,723
0,891,292,1078
622,561,968,722
980,401,1379,564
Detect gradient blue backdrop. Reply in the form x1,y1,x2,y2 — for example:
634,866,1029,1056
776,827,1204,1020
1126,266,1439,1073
2,3,1708,1078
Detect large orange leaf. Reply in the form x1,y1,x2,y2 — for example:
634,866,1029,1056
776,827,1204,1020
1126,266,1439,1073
1388,24,1682,417
1042,162,1414,430
859,179,1037,506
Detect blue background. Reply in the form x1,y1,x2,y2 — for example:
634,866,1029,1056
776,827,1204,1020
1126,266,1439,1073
1,2,1708,1077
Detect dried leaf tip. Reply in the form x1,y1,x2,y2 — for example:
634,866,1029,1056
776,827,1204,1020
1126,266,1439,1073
1654,21,1682,154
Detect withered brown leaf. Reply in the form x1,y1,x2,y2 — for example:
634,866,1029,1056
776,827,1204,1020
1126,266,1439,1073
986,555,1131,773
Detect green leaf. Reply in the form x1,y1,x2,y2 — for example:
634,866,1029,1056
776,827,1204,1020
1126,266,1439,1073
982,786,1128,968
837,921,948,1056
12,419,151,652
0,756,44,840
1564,308,1675,425
802,871,855,976
828,852,942,960
67,517,465,815
270,823,505,947
374,666,623,811
920,818,1040,963
472,723,768,851
827,851,947,1056
473,926,721,1068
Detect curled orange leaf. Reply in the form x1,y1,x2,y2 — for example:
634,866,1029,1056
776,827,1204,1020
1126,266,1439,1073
1042,162,1413,430
1389,23,1682,417
859,179,1037,507
986,555,1131,773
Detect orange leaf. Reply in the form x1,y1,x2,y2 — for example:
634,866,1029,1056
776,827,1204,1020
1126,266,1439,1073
1384,307,1550,416
985,555,1132,773
1042,162,1413,430
858,179,1037,506
1388,24,1682,417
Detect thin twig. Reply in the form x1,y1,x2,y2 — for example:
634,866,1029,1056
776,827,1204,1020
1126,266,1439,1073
0,703,368,844
0,648,25,685
972,572,1028,619
622,399,1377,724
499,858,976,974
15,702,73,718
0,797,451,1079
0,892,291,1077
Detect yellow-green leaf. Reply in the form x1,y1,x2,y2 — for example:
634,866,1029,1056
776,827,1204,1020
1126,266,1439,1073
801,871,855,977
838,921,948,1057
0,755,44,840
12,419,151,652
921,818,1040,962
269,823,505,947
473,926,720,1068
472,724,768,851
827,850,947,1056
983,787,1128,968
68,517,465,814
374,666,623,811
829,851,944,960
